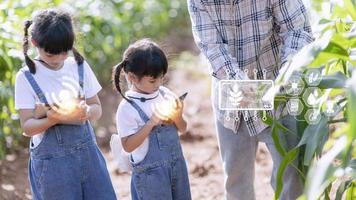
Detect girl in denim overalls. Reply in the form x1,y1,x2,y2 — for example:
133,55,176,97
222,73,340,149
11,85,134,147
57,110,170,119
112,39,191,200
14,9,116,199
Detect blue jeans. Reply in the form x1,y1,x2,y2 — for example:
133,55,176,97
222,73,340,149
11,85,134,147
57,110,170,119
215,118,303,200
28,121,116,200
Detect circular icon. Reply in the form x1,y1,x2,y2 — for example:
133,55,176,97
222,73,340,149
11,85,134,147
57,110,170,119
305,69,322,86
303,87,323,108
253,111,258,121
253,115,258,121
225,115,231,121
305,109,321,125
262,111,267,121
244,116,248,121
285,74,305,96
287,98,304,116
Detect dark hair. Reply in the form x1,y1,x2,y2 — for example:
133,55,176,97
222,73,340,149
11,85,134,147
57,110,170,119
112,39,168,101
23,9,84,74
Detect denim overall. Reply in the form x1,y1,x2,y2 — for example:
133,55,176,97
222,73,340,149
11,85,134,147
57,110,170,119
128,90,191,200
22,64,116,200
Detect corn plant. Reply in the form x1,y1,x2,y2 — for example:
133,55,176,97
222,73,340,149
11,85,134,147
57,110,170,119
262,0,356,199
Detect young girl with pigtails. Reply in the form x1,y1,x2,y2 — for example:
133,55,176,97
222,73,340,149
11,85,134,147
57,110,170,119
112,39,191,200
15,9,116,199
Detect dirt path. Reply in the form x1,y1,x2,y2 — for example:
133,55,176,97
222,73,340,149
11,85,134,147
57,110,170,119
0,56,274,200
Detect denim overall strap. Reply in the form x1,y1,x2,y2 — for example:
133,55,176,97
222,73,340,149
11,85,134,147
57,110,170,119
22,69,49,106
127,88,167,123
158,88,165,97
77,63,84,98
127,99,150,123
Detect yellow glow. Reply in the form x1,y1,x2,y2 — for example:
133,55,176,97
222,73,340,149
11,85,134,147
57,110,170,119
53,89,78,114
153,97,178,120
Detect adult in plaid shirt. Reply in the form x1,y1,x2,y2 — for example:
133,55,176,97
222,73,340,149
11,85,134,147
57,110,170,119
188,0,314,199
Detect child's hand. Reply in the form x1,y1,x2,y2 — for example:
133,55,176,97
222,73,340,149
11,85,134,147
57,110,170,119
34,103,50,119
46,108,65,124
151,96,184,126
46,101,88,125
170,98,187,133
78,100,90,122
169,99,184,124
147,112,162,127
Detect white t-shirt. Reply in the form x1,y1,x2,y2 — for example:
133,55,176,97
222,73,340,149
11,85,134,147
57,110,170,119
116,86,176,164
15,57,102,148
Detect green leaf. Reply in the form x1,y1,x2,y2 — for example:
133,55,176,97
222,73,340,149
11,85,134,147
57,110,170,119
262,112,296,135
347,80,356,142
319,19,332,24
263,113,290,157
329,88,346,98
324,41,349,57
274,148,299,200
310,41,350,67
298,114,329,166
345,181,356,200
324,183,332,200
272,122,287,157
350,159,356,169
344,0,356,20
331,34,352,49
304,137,347,200
336,180,353,200
318,72,348,89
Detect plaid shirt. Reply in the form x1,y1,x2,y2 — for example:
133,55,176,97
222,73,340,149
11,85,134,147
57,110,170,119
188,0,314,136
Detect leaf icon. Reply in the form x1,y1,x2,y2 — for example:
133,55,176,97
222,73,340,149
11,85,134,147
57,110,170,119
232,84,239,93
230,91,242,98
228,84,243,106
307,90,321,106
308,72,319,83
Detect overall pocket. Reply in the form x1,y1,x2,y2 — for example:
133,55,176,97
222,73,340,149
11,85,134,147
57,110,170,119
156,125,180,150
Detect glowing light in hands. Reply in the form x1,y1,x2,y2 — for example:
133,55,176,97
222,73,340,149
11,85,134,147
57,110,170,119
153,95,179,120
52,89,78,114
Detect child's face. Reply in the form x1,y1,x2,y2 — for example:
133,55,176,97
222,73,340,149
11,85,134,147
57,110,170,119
131,74,164,94
37,48,69,69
